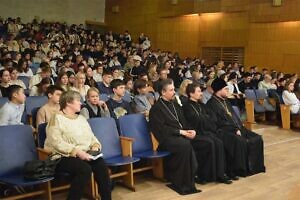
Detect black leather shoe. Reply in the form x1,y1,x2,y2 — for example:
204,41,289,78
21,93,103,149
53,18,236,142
218,176,233,184
230,176,239,181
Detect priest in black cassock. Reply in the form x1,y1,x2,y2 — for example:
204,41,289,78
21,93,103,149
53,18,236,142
206,78,265,177
183,83,232,184
149,79,200,195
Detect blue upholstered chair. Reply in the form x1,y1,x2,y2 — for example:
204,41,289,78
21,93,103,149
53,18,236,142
36,123,99,199
99,93,109,102
0,97,8,108
88,117,140,191
245,89,266,123
25,96,47,125
18,76,30,89
0,125,53,200
31,106,40,129
256,89,276,112
118,114,170,180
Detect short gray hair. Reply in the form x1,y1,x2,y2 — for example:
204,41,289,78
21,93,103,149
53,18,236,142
59,90,81,109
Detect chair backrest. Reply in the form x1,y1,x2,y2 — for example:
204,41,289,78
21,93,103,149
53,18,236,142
31,107,40,128
119,114,152,153
232,106,241,119
122,92,132,103
0,97,9,108
18,76,30,89
0,125,36,177
37,123,47,148
30,67,38,75
245,89,266,113
25,96,48,115
88,117,122,159
100,94,109,102
256,89,268,99
245,89,256,100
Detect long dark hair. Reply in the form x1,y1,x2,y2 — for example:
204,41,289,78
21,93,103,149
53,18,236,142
36,77,52,95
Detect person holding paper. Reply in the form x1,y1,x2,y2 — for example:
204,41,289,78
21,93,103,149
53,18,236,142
44,90,111,200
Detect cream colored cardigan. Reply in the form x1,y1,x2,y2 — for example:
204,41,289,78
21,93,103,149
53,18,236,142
44,112,101,158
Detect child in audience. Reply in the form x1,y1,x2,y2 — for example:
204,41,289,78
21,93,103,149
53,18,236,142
97,68,113,95
56,71,76,92
8,67,26,89
29,77,52,96
36,85,64,127
107,79,132,120
80,87,110,119
93,62,104,82
133,79,152,119
84,67,97,87
0,69,11,97
0,85,26,125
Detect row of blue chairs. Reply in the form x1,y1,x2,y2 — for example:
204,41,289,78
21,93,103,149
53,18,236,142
0,114,168,199
38,114,169,186
244,89,277,123
0,125,53,200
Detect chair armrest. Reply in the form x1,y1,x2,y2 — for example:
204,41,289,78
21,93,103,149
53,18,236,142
150,132,159,151
258,99,264,105
37,147,51,160
268,98,277,107
280,104,291,129
245,99,255,123
120,136,134,157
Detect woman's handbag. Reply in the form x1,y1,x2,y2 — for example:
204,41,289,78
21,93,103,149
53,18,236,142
23,156,60,180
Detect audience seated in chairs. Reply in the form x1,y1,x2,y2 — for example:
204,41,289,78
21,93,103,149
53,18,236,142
85,66,97,88
36,85,63,127
29,77,52,96
0,85,25,125
29,63,52,89
0,69,11,97
44,90,111,200
107,79,132,120
56,71,76,92
132,79,152,119
282,80,300,114
80,87,110,119
97,68,113,95
93,62,104,82
9,67,26,89
227,72,245,111
178,79,193,106
74,72,90,102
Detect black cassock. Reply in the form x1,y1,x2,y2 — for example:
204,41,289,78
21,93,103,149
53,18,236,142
206,95,266,177
183,99,225,182
149,98,197,193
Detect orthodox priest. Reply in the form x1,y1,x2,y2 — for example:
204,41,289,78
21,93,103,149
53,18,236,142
206,78,265,177
149,79,200,195
183,83,232,184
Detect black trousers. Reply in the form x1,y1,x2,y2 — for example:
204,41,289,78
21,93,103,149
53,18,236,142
56,157,111,200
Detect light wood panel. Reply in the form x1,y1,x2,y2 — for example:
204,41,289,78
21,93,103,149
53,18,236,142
105,0,300,73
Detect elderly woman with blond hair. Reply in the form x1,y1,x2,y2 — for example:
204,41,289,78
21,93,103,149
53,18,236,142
74,72,90,101
44,90,111,200
178,79,193,106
